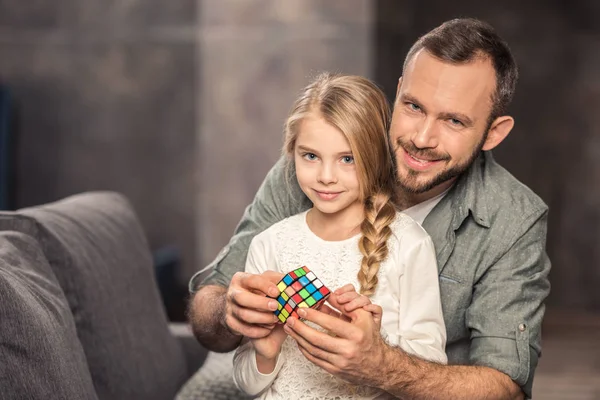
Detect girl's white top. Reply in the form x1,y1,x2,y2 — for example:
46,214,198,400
233,210,447,400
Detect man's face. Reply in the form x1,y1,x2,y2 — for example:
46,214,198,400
390,50,497,196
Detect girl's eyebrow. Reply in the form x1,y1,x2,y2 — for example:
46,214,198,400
297,145,352,157
296,145,318,154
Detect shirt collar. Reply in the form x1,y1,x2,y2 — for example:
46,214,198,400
448,151,492,229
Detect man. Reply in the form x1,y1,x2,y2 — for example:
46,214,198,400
188,18,550,399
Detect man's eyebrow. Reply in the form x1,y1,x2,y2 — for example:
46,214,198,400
439,112,474,127
399,93,423,108
401,93,474,127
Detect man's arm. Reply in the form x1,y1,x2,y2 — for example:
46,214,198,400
188,157,310,351
188,285,239,352
286,210,550,399
379,348,524,400
285,307,524,400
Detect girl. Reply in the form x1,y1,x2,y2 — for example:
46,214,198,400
233,73,446,399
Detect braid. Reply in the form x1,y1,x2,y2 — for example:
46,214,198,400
357,193,396,296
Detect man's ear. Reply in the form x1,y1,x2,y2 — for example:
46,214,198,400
482,115,514,151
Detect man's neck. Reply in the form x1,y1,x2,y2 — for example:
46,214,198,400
395,178,456,211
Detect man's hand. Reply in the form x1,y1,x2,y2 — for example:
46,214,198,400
224,270,284,339
188,270,284,352
283,304,387,387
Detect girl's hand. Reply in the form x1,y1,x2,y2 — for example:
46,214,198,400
251,324,288,373
331,284,383,328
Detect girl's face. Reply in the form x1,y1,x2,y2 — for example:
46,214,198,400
294,114,362,222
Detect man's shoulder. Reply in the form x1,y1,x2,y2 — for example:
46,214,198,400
481,153,548,219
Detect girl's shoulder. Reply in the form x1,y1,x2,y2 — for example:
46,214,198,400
388,211,431,248
254,210,308,243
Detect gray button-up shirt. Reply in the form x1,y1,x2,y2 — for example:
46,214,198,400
191,151,551,399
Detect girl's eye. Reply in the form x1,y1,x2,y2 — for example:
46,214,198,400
341,155,354,164
303,153,317,161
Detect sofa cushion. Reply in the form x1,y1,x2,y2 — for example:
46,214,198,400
0,226,98,400
20,192,188,400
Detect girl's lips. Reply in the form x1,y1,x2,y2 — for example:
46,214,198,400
314,190,341,201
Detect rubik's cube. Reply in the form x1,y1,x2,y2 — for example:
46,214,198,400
272,266,331,323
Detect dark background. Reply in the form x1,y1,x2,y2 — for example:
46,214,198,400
1,1,598,397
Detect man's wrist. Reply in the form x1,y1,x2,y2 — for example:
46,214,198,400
216,292,243,340
377,342,417,394
376,341,398,390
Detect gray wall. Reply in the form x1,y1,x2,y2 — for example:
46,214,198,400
1,0,598,311
196,0,374,271
0,1,198,280
0,0,374,283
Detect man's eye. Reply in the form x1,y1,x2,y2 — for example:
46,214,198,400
408,103,421,112
341,156,354,164
449,118,463,126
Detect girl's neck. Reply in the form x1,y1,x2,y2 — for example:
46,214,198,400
306,203,364,241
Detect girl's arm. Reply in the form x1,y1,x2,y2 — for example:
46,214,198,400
232,232,285,396
396,234,448,364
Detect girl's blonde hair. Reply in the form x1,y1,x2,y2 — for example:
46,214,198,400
283,72,396,296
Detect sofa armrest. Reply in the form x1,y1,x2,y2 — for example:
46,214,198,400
170,322,209,378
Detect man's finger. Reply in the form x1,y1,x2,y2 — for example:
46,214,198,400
284,319,342,365
317,303,342,319
284,315,348,354
296,308,357,339
262,270,285,284
295,338,341,376
239,273,280,298
230,301,278,325
229,288,279,312
227,316,273,339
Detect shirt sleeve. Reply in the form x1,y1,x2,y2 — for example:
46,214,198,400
466,209,551,399
232,230,285,396
189,157,311,292
396,232,448,364
233,339,285,397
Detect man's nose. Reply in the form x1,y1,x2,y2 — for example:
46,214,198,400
412,117,439,149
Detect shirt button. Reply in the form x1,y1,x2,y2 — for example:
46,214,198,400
518,323,527,332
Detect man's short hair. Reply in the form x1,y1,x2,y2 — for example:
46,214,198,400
404,18,519,121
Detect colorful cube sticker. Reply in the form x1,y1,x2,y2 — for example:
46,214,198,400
269,266,331,323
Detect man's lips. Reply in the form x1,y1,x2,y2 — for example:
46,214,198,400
314,190,342,200
402,148,443,171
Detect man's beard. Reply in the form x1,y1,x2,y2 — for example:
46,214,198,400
394,133,487,194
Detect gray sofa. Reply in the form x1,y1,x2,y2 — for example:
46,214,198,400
0,192,208,400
